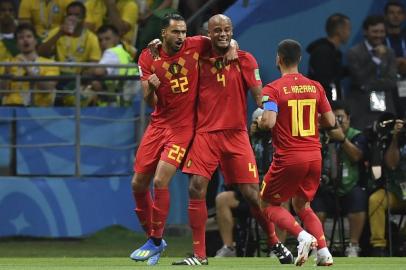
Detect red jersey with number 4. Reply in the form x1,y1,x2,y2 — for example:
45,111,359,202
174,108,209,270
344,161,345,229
262,73,331,165
196,50,262,132
138,36,211,128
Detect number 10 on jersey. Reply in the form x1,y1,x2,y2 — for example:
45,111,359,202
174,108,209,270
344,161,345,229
287,99,316,137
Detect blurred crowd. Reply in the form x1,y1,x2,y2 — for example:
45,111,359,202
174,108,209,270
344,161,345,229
0,0,234,107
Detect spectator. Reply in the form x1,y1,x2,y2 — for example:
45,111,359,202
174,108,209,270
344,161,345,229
384,0,406,117
38,1,101,105
0,23,59,106
0,0,18,61
346,15,397,130
84,0,139,44
311,101,368,257
91,24,139,106
18,0,74,40
369,117,406,256
307,13,351,101
135,0,175,52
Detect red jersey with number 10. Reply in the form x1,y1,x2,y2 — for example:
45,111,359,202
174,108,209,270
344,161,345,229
138,36,211,128
196,50,262,132
262,73,331,165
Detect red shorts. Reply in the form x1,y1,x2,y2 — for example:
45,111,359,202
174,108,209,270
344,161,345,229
183,130,259,185
134,124,193,174
260,159,321,204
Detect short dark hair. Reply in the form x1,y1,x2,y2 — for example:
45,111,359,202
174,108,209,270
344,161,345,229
384,0,405,14
97,24,120,36
66,1,86,19
0,0,15,9
15,23,38,39
325,13,350,36
331,100,351,116
277,39,302,67
362,15,385,30
161,12,185,29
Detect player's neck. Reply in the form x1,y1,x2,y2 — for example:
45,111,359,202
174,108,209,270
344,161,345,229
162,43,177,56
281,66,298,76
212,46,227,56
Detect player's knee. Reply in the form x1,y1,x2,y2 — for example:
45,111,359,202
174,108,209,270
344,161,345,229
292,197,308,213
131,174,150,192
216,191,234,208
188,178,207,199
153,176,170,189
239,185,259,206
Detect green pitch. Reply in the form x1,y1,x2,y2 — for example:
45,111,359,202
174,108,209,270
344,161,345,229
0,226,405,269
0,257,406,270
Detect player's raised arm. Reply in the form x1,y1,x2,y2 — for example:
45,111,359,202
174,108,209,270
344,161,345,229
142,74,159,107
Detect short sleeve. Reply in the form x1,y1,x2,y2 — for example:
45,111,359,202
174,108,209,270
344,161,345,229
138,49,153,81
316,82,331,113
262,84,279,104
240,52,262,89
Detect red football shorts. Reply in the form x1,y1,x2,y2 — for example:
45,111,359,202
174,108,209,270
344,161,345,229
183,130,259,185
133,124,194,174
261,159,321,204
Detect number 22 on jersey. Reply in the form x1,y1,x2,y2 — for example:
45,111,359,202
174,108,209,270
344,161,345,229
287,99,316,137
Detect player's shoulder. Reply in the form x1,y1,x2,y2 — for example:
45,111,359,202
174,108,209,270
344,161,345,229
139,48,154,62
237,50,256,62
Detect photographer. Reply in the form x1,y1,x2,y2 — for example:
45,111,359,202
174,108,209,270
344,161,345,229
369,117,406,256
312,101,368,257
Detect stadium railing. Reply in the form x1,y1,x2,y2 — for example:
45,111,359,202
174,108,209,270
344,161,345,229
0,61,143,177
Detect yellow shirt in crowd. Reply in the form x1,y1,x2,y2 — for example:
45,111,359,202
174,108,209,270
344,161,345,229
1,56,60,106
0,41,13,62
18,0,74,39
84,0,138,43
44,27,101,74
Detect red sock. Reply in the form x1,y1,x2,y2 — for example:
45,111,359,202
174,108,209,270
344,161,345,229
263,205,302,237
150,188,170,238
189,199,207,258
133,190,153,237
250,206,279,246
298,207,327,249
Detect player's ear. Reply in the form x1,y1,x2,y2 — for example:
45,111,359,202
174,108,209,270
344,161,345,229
161,29,166,39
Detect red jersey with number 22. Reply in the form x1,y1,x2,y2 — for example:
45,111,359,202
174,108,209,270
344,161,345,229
262,73,331,165
138,36,211,128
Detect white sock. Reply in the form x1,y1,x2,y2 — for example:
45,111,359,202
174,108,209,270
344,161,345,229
317,247,331,257
297,230,311,242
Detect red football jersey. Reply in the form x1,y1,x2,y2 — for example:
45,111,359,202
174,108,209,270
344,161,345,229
138,36,211,128
262,73,331,165
196,50,262,132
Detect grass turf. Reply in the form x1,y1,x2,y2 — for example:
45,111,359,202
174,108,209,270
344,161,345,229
0,257,406,270
1,226,405,269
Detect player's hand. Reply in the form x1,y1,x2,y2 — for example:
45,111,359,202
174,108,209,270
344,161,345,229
223,39,239,65
147,74,160,90
148,39,162,60
327,126,345,142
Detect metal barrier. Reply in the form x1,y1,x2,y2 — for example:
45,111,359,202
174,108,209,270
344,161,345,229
0,61,145,177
